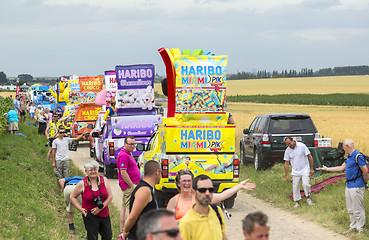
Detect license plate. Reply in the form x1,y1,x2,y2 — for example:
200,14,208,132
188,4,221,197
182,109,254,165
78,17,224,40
295,136,302,141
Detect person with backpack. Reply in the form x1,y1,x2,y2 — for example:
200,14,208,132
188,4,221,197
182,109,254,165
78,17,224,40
317,139,368,233
179,174,227,240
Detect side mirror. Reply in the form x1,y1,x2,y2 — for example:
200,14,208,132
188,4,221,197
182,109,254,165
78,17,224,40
243,128,250,134
87,124,94,129
91,132,99,138
136,143,146,151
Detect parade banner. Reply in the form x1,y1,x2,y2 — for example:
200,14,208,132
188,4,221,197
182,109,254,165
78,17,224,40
165,125,235,153
79,76,103,92
174,55,227,114
68,79,80,91
75,105,101,121
69,91,99,105
115,65,155,115
104,70,117,104
111,115,162,138
105,70,117,91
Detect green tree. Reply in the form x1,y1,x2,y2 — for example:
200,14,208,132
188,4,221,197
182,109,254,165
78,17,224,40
0,71,7,84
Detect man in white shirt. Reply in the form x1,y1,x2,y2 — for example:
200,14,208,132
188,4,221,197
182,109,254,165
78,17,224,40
284,137,314,207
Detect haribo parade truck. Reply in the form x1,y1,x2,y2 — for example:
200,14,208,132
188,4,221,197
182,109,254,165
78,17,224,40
70,76,104,141
92,65,162,178
137,48,239,208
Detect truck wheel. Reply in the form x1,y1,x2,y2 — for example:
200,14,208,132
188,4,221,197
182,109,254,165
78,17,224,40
254,150,264,171
223,195,236,209
240,142,246,165
90,146,95,158
104,163,115,178
155,190,168,208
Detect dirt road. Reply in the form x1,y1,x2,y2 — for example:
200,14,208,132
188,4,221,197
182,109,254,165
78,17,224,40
70,143,349,240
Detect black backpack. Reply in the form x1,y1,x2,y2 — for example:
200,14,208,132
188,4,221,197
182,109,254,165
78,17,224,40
346,153,369,183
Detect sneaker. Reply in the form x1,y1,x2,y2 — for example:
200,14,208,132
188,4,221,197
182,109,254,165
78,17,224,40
294,202,300,208
69,229,75,234
306,198,313,206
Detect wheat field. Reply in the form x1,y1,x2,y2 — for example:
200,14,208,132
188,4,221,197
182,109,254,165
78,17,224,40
230,102,369,153
155,76,369,152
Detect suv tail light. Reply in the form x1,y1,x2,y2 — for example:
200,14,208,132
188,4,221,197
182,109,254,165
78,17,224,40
161,158,168,178
74,123,78,134
233,156,239,178
109,142,114,157
261,134,270,144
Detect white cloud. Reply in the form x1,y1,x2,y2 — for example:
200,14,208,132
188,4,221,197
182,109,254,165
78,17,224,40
42,0,303,12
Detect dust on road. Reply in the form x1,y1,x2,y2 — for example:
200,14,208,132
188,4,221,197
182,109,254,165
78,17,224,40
70,143,349,240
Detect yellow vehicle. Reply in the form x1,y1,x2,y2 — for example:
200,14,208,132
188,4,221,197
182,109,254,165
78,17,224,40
137,48,239,208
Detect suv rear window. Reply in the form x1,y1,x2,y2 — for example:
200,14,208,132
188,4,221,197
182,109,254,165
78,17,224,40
268,116,315,134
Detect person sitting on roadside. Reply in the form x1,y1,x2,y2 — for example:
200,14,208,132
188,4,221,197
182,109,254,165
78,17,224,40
136,209,182,240
58,176,83,234
70,160,113,240
166,169,256,220
5,107,19,134
242,211,270,240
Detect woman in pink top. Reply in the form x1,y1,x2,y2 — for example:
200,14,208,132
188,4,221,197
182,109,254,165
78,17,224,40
167,169,257,220
70,160,113,239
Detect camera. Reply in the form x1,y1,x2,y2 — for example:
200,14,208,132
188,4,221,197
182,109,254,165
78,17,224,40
45,140,50,147
93,196,104,209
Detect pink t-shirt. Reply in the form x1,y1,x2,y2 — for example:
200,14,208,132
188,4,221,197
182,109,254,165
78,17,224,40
117,148,141,190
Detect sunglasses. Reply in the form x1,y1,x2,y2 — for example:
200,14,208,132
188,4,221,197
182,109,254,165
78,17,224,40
151,229,180,237
59,131,67,134
196,187,215,193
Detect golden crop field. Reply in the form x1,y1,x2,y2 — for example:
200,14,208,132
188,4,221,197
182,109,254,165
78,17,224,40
227,75,369,95
155,75,369,96
230,102,369,153
154,76,369,152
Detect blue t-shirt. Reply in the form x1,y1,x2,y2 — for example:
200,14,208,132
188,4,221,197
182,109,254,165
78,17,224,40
7,110,19,123
345,149,366,188
64,176,83,185
13,100,20,111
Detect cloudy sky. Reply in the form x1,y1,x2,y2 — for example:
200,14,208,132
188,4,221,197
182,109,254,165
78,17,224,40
1,0,369,77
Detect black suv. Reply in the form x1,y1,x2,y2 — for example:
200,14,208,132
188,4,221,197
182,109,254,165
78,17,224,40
240,113,319,170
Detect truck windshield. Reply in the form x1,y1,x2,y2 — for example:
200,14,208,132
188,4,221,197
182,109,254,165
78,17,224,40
269,117,315,134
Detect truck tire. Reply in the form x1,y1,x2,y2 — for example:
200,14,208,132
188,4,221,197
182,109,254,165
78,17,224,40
254,150,264,171
223,194,236,209
90,146,95,158
155,190,168,208
240,142,246,164
104,163,115,179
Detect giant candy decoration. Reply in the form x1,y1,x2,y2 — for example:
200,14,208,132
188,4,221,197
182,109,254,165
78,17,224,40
158,48,227,117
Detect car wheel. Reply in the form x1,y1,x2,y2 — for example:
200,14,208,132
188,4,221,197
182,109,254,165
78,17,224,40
240,142,246,164
254,150,264,171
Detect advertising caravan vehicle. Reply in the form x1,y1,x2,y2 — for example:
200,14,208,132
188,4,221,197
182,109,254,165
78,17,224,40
92,66,162,178
70,76,103,141
137,48,239,208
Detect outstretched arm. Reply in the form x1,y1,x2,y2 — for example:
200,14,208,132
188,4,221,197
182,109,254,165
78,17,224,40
212,179,256,204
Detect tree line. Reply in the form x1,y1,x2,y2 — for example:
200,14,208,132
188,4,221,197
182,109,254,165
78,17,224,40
227,65,369,80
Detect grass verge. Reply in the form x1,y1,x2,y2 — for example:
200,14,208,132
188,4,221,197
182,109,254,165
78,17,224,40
241,162,369,240
228,93,369,106
0,118,120,239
